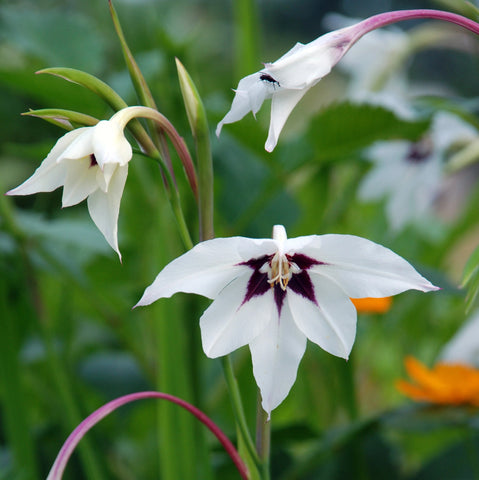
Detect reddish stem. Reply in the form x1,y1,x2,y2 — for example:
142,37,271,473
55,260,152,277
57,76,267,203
47,391,248,480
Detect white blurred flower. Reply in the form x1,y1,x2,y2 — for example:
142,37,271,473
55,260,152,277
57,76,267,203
358,112,477,231
324,13,416,118
136,225,437,417
7,110,134,259
440,310,479,367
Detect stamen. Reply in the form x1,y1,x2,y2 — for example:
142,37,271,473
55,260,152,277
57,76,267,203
265,252,300,291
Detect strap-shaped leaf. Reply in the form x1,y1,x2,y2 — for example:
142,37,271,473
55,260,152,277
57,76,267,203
23,108,99,130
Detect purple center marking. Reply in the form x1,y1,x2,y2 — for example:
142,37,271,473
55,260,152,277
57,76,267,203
239,253,325,315
89,153,98,168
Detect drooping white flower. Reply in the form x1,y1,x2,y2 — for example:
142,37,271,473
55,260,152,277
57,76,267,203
136,225,438,417
216,24,361,152
7,110,134,259
358,112,477,231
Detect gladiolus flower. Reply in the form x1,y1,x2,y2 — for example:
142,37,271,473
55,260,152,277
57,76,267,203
7,109,134,259
397,356,479,406
136,225,437,417
216,24,359,152
216,9,479,152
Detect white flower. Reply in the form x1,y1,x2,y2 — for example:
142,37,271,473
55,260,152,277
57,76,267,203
7,111,133,259
136,225,437,417
439,310,479,367
358,112,477,231
216,24,360,152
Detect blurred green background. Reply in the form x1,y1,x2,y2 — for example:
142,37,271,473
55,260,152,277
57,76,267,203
2,0,479,478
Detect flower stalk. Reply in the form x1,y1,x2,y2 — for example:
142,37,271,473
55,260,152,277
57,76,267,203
221,356,261,471
46,391,249,480
176,59,214,241
255,391,271,480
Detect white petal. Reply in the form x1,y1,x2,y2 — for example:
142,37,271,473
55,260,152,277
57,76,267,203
358,160,404,201
92,120,132,167
265,88,308,152
6,129,87,196
200,274,275,357
135,237,277,306
303,234,438,297
59,127,95,161
431,111,477,150
61,158,99,207
250,303,307,418
96,163,118,192
216,73,271,137
87,164,128,258
287,277,356,359
266,27,354,89
386,157,441,230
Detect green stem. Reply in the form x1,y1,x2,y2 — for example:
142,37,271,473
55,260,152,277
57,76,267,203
165,172,194,250
221,356,260,469
132,150,193,250
233,0,261,78
195,110,214,242
255,392,271,480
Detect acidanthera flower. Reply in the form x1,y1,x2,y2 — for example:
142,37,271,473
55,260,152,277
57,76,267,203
136,225,438,417
216,9,479,152
358,112,477,231
7,109,134,259
397,356,479,406
216,24,359,152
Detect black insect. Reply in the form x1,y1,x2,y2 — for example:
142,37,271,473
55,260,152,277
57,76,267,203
260,73,280,88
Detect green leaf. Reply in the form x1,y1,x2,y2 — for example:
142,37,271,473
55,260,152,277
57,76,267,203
23,108,99,130
462,243,479,286
108,0,157,110
37,67,128,112
411,433,479,480
431,0,479,21
462,243,479,312
307,102,430,161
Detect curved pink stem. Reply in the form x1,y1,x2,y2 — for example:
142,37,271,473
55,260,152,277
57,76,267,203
352,9,479,42
46,391,248,480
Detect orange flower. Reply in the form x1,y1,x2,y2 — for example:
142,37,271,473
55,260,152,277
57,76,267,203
351,297,392,314
396,356,479,406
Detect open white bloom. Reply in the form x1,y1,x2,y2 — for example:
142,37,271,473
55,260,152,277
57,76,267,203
216,24,360,152
358,112,477,231
136,225,437,417
7,110,134,259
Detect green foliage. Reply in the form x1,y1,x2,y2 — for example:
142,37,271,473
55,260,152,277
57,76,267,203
462,243,479,312
307,102,430,162
2,1,479,479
